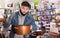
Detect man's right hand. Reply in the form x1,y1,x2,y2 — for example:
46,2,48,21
0,22,3,26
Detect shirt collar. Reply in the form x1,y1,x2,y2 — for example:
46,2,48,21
19,11,27,17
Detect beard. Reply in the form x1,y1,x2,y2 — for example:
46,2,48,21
20,10,27,16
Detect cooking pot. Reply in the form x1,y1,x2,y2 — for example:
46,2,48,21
0,18,4,22
0,15,5,22
14,25,31,35
31,30,43,36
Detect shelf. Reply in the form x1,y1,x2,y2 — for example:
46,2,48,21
38,8,56,12
38,14,56,16
38,20,49,22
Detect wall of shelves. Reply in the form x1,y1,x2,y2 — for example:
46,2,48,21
29,0,57,33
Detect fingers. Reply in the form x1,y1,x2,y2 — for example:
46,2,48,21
0,22,3,26
14,27,19,29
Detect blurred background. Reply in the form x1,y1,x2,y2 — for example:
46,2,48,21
0,0,60,38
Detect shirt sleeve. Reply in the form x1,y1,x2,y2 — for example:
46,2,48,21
30,16,37,31
3,14,13,31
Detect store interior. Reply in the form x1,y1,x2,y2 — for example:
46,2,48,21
0,0,60,38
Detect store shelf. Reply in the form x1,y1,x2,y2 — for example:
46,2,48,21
39,14,56,16
38,20,49,21
38,8,56,12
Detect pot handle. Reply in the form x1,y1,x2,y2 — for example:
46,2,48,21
14,27,19,30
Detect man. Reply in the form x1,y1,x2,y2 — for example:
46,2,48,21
4,1,37,38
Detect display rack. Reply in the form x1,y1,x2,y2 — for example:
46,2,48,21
30,5,56,33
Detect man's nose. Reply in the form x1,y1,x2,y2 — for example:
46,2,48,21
23,9,26,12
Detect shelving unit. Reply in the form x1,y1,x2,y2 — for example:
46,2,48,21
30,2,56,33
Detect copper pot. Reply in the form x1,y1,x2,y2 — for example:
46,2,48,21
0,18,4,22
14,25,31,35
32,30,43,36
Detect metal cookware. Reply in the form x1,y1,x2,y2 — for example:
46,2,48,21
14,25,31,35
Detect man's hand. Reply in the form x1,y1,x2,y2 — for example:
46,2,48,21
0,22,3,26
3,18,8,23
30,26,33,30
4,31,10,38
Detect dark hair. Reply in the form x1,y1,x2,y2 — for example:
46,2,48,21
21,1,31,9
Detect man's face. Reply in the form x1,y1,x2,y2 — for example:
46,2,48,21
20,6,29,14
